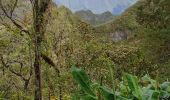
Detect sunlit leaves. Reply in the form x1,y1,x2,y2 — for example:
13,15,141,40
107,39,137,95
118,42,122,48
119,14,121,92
71,67,170,100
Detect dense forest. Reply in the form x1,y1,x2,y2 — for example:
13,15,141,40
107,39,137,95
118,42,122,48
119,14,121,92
0,0,170,100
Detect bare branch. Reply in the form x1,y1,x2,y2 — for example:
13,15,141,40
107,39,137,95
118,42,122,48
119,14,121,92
41,53,60,74
10,0,18,16
0,0,30,35
9,69,27,81
0,55,9,68
0,55,31,83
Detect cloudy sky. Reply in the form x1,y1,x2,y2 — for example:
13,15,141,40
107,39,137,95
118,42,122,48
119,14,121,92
54,0,137,14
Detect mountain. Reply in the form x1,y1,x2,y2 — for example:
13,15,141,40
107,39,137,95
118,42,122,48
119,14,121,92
55,0,138,14
95,0,170,80
54,0,138,25
75,10,114,25
94,0,141,33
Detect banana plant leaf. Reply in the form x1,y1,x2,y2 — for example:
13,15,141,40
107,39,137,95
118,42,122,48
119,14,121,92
124,73,142,100
71,66,96,97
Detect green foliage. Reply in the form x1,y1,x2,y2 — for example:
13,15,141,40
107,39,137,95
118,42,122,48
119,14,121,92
71,67,170,100
124,73,142,99
136,0,170,29
94,1,139,34
1,0,170,99
71,66,95,97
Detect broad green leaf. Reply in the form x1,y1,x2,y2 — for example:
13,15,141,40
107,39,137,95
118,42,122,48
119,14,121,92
117,96,132,100
142,75,157,88
71,66,95,96
124,73,142,100
99,86,130,100
160,82,170,91
159,90,170,98
81,94,97,100
142,89,159,100
99,86,115,100
119,81,129,96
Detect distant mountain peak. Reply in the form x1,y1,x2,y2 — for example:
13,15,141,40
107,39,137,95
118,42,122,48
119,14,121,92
101,11,113,16
76,10,93,14
55,0,138,15
75,10,114,26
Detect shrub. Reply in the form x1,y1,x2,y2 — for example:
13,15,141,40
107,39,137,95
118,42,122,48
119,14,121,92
71,66,170,100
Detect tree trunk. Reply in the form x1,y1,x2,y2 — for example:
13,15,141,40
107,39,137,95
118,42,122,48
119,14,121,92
34,43,42,100
0,0,51,99
33,0,43,99
33,0,51,99
33,21,42,99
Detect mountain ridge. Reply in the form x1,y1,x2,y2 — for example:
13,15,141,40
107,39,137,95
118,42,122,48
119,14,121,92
75,10,114,26
55,0,138,14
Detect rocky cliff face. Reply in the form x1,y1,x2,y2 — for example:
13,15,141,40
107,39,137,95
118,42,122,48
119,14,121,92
111,30,128,42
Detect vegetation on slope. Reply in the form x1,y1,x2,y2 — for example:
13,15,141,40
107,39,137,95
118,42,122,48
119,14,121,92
75,10,114,26
95,0,170,81
0,0,170,99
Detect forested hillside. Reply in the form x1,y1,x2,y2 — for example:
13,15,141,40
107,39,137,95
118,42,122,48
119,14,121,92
95,0,170,80
75,10,114,26
0,0,170,100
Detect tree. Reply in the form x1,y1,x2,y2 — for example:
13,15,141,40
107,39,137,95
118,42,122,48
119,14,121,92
136,0,170,29
0,0,52,99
